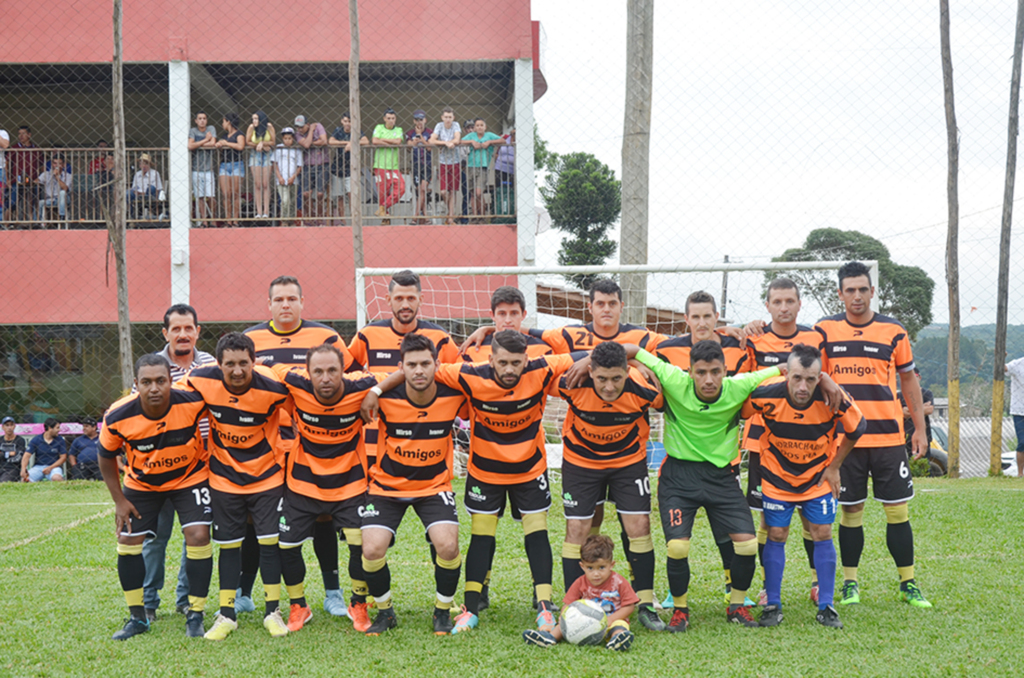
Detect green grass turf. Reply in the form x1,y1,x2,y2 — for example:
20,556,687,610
0,476,1021,677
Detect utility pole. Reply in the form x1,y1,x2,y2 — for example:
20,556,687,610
720,255,730,320
110,0,133,392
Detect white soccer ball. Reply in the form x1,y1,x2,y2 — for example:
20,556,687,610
559,599,608,646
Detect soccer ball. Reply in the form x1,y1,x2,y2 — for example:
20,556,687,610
559,600,608,646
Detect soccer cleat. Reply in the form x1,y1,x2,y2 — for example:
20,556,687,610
234,589,256,614
726,604,759,627
175,603,191,615
112,617,150,641
185,610,205,638
638,604,666,632
816,605,844,629
661,591,674,610
899,581,933,609
606,629,634,651
349,602,372,632
522,629,556,648
145,608,157,623
478,585,490,612
535,603,557,633
759,605,783,627
433,608,454,635
667,608,689,633
263,609,289,637
839,580,860,606
287,603,313,632
757,589,768,607
810,582,820,606
203,613,238,641
365,608,398,636
452,606,479,634
323,589,349,617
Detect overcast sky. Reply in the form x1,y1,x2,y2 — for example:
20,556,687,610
531,0,1021,328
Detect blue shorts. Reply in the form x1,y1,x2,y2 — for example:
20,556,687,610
248,151,273,168
1014,415,1024,452
219,161,245,177
763,492,836,528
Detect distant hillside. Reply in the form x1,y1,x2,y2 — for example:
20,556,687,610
912,324,1024,397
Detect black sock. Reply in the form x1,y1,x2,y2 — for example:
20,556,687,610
886,521,914,569
628,547,655,601
313,520,340,591
758,540,766,566
838,524,864,573
118,553,146,619
562,557,580,592
259,543,282,615
185,550,212,608
348,544,368,603
364,561,391,600
218,547,242,620
731,553,756,594
463,534,495,614
523,531,553,600
803,537,816,575
617,514,634,585
666,557,690,600
280,547,307,608
238,524,259,597
717,539,734,580
435,560,461,603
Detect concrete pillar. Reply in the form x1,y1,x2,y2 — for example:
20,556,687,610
514,58,536,325
168,61,191,304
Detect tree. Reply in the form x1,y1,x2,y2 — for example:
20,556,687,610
540,152,621,289
534,123,557,172
770,227,934,339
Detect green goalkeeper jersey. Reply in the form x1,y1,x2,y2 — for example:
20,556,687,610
635,349,779,468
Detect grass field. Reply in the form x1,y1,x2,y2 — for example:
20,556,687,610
0,475,1021,677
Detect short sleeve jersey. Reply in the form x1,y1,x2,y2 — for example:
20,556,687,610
742,377,866,502
656,334,750,375
814,313,915,448
564,571,639,614
556,368,663,470
533,323,663,355
435,354,578,485
461,333,552,363
372,383,468,497
99,389,208,492
182,365,291,495
372,125,404,170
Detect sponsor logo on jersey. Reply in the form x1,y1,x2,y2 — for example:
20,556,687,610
468,486,487,503
229,396,239,404
374,351,393,360
794,412,804,419
832,364,876,378
280,338,292,344
562,491,577,508
358,503,378,518
764,355,780,363
763,500,785,511
156,421,167,430
393,445,444,462
278,515,290,532
853,330,863,337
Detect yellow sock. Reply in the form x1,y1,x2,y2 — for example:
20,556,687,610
124,588,143,608
672,593,688,609
287,583,304,600
219,589,235,609
188,595,206,612
897,565,915,583
264,583,281,604
843,567,859,582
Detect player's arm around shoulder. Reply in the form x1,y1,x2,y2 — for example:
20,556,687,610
731,366,781,396
633,346,689,393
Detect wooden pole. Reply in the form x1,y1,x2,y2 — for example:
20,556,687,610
940,0,961,477
111,0,133,392
349,0,363,271
989,0,1024,475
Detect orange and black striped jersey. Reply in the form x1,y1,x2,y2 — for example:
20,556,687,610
529,323,663,355
371,383,469,497
814,313,915,448
742,377,866,502
742,326,824,452
556,368,663,469
182,364,291,495
274,365,384,502
655,334,751,375
462,333,552,363
348,319,460,456
435,354,578,485
99,388,208,492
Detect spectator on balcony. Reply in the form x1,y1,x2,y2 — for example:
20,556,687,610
273,128,303,226
188,111,217,227
462,118,502,220
428,107,462,224
0,125,9,223
406,110,433,224
328,112,363,219
23,417,66,482
129,153,164,219
0,417,26,482
493,128,515,218
216,113,246,227
247,110,276,220
372,108,405,225
88,139,115,184
36,154,72,225
10,126,42,223
294,115,329,224
68,416,101,480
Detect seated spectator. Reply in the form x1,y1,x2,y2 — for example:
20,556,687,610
0,373,25,422
0,416,26,482
36,154,72,225
130,153,165,219
10,126,42,223
462,118,502,219
26,374,59,423
273,128,303,225
88,140,114,179
23,417,66,482
68,416,101,480
406,110,433,224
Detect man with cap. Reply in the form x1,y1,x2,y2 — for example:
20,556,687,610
69,416,102,480
406,110,433,224
294,115,329,224
129,153,164,220
0,416,26,482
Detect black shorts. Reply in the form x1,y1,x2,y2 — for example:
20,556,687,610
463,471,551,516
561,460,651,519
658,457,755,542
361,492,459,536
413,164,433,188
839,445,915,505
120,482,212,538
278,488,364,547
746,451,764,512
211,485,284,544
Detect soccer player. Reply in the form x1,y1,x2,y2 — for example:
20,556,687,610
348,269,460,467
362,330,582,635
814,261,931,608
98,354,213,640
181,332,292,639
242,275,355,617
553,341,665,632
623,339,781,631
460,286,552,362
741,343,866,629
272,344,382,633
359,334,468,636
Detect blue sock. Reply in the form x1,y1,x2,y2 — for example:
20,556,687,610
814,539,837,610
763,539,786,607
